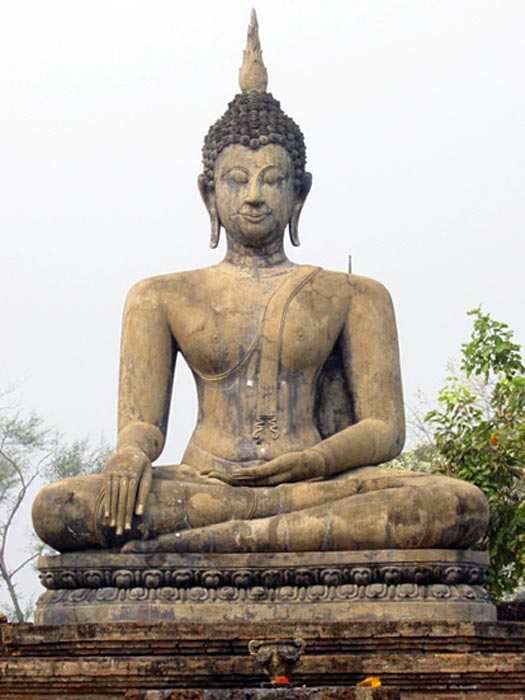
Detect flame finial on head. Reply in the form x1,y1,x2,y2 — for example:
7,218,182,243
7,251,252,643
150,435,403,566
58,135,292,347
239,9,268,93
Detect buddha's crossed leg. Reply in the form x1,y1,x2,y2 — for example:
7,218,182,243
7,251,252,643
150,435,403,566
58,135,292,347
33,464,488,554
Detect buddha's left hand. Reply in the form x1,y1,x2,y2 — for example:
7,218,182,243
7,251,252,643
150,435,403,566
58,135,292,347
224,449,326,486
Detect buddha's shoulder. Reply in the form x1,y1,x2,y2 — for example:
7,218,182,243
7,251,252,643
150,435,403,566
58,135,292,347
316,269,394,305
125,267,219,303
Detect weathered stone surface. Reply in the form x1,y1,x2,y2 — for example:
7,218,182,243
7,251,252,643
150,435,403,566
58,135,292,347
1,620,524,698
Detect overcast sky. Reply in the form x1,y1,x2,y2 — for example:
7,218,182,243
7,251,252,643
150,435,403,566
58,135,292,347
2,0,524,466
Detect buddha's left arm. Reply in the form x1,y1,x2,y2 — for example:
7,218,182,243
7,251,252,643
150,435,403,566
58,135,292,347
309,275,405,476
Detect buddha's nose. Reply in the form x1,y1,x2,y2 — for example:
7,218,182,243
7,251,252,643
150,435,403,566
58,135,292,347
245,177,264,205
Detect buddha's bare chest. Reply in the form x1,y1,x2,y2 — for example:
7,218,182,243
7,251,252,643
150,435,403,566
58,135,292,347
166,280,348,378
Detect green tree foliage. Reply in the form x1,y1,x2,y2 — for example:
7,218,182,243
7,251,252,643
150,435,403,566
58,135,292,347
0,399,110,621
425,308,525,599
388,441,440,473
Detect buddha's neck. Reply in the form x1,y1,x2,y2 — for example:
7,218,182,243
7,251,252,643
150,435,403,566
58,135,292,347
223,236,293,275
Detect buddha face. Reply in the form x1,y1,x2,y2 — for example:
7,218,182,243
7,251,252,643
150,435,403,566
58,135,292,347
213,144,297,248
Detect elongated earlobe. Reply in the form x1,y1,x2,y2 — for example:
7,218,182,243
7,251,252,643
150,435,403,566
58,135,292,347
198,174,221,249
289,215,300,247
209,208,221,249
288,172,312,247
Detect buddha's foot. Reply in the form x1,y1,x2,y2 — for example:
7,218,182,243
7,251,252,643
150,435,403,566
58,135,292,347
121,520,257,554
121,538,161,553
121,528,222,553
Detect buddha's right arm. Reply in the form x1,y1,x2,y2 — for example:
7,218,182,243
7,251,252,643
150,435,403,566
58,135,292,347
103,279,177,533
116,279,176,459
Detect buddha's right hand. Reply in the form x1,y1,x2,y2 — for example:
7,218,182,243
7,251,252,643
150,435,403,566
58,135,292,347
103,447,152,536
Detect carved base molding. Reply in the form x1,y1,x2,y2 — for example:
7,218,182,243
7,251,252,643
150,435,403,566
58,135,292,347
35,549,496,624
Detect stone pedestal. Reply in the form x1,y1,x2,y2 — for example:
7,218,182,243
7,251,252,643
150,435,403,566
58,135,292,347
4,549,509,698
35,549,495,625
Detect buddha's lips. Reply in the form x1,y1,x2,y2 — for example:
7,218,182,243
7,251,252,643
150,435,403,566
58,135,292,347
236,211,271,223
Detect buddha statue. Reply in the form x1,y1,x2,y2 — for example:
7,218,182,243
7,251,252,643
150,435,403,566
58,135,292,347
32,12,488,557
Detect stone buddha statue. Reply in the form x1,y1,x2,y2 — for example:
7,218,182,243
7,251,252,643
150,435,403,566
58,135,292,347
32,12,488,558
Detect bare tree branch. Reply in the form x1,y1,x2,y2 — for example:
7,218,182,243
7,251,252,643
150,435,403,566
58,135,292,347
8,552,40,579
0,396,111,621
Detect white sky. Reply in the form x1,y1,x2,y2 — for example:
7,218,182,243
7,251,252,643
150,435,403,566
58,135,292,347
1,0,524,466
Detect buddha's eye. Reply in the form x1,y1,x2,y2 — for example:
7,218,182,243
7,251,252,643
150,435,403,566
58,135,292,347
225,168,249,185
263,169,286,187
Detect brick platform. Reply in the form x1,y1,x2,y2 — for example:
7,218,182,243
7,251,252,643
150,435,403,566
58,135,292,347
1,619,524,699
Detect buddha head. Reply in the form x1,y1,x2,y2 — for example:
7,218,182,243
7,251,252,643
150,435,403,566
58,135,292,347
198,11,312,249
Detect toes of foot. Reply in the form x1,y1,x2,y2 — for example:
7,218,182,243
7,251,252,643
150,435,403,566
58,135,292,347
121,539,148,553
